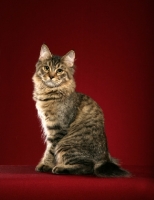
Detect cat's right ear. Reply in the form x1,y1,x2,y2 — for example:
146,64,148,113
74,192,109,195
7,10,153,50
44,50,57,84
39,44,52,61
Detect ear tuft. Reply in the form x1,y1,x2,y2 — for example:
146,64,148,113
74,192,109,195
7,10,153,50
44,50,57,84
62,50,75,67
39,44,52,60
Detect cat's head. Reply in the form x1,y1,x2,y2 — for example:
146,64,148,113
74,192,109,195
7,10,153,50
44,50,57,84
34,44,75,88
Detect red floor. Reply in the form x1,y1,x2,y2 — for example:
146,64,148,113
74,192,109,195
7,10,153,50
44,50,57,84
0,165,153,200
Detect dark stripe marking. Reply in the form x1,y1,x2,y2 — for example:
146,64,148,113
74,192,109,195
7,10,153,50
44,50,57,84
49,150,54,156
51,55,61,66
47,125,61,130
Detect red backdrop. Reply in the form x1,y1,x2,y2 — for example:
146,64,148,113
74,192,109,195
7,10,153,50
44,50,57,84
0,0,153,167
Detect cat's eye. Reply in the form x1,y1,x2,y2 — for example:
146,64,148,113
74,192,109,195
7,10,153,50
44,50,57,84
44,66,50,71
56,69,63,73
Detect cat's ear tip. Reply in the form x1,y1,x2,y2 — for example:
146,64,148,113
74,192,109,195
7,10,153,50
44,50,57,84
71,50,75,53
41,44,48,48
69,50,75,57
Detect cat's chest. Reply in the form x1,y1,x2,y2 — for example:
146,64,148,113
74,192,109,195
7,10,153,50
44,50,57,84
36,100,75,127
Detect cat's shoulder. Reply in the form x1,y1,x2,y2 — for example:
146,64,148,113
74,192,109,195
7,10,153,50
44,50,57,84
75,92,99,105
74,92,103,116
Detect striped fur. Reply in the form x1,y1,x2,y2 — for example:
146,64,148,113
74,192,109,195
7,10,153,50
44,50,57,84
32,44,130,177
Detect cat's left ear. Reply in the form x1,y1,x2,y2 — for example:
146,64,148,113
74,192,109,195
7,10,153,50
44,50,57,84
62,50,75,67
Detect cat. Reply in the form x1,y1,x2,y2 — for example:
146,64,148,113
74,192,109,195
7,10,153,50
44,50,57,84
32,44,130,177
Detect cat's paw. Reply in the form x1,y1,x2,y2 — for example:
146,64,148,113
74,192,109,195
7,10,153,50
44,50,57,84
35,163,52,173
52,165,69,174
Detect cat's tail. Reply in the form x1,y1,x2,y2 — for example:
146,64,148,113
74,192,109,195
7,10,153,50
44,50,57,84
94,156,131,177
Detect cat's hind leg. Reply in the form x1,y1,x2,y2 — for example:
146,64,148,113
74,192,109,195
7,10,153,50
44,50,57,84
53,151,94,175
52,163,93,175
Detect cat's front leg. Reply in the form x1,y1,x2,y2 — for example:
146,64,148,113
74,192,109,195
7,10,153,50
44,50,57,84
36,161,54,172
35,143,55,173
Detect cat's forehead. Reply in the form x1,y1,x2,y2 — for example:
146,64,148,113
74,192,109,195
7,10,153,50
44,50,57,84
41,55,62,67
51,55,61,66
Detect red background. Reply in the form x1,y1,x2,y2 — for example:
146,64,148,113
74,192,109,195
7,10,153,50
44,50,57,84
0,0,153,167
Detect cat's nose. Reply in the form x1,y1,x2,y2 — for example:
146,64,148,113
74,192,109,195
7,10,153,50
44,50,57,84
49,74,54,79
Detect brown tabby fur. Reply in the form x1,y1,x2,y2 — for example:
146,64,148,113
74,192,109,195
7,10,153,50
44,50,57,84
32,44,130,177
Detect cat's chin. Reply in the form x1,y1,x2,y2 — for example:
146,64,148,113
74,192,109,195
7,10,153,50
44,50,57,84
45,80,62,88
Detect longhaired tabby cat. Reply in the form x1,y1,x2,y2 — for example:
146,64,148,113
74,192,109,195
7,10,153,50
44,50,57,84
32,44,130,177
